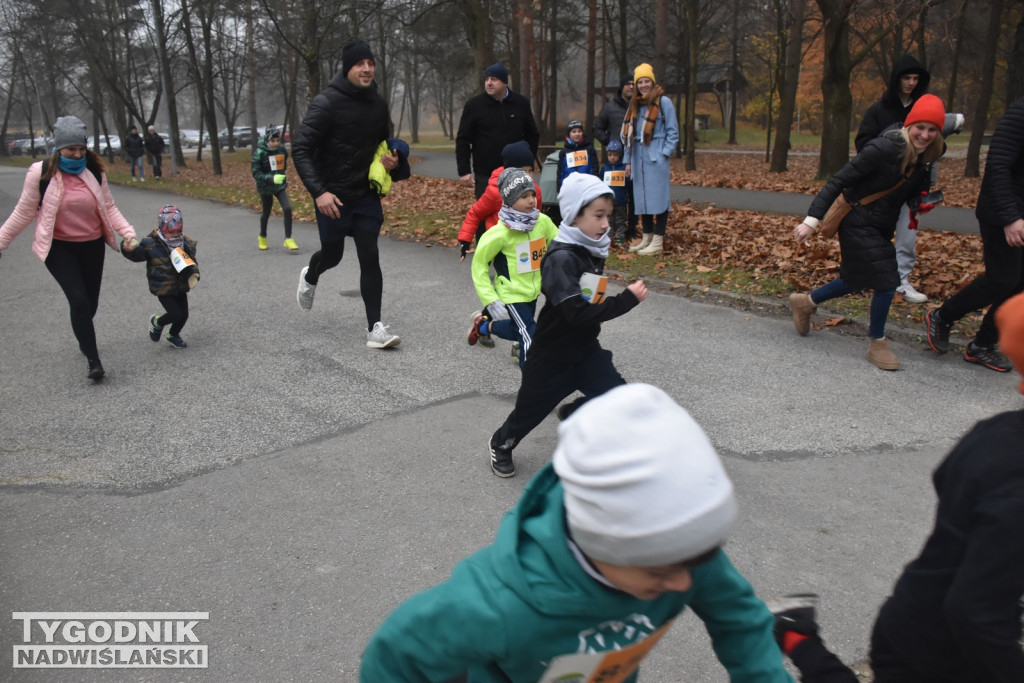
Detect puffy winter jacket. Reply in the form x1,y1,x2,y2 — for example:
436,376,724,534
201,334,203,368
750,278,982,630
121,229,198,296
455,89,539,178
976,97,1024,228
855,55,931,153
807,130,933,291
292,72,391,204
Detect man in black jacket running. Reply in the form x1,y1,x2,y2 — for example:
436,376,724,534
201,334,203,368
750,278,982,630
292,40,401,349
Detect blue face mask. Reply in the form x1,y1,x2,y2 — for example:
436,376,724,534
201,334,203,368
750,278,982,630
58,155,87,174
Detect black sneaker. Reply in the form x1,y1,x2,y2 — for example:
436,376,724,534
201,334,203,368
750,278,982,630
925,309,951,354
488,439,516,478
166,333,188,349
964,342,1012,372
87,358,105,381
149,314,164,342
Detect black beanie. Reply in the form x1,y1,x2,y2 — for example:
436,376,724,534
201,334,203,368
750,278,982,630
342,41,375,77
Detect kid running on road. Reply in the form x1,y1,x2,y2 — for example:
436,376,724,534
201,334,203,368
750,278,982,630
361,384,792,682
487,173,647,477
121,204,199,349
251,125,297,252
467,167,558,368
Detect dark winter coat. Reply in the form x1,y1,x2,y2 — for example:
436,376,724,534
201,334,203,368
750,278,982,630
122,229,198,296
530,241,639,364
455,89,540,178
807,130,933,291
872,410,1024,682
854,55,930,153
292,72,391,204
124,133,145,159
251,136,289,195
144,133,165,156
593,89,630,148
556,136,600,190
975,97,1024,229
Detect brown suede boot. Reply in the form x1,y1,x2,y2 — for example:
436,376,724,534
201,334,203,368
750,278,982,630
867,338,899,371
789,292,817,336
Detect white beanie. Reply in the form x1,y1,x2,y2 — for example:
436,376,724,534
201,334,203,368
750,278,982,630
553,384,738,567
557,173,614,227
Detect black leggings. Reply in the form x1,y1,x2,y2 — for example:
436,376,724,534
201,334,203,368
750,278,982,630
306,230,383,330
44,238,106,361
938,219,1024,347
157,293,189,336
259,189,293,238
640,211,668,236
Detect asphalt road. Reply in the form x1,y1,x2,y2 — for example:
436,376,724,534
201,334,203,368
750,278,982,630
0,163,1018,681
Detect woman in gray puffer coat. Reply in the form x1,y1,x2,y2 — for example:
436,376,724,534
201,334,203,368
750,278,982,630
789,94,946,371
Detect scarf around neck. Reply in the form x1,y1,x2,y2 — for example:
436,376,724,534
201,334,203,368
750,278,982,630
554,223,610,259
498,205,540,232
621,84,665,152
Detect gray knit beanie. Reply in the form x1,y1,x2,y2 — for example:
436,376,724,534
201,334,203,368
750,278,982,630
497,167,534,207
53,116,88,152
554,384,738,566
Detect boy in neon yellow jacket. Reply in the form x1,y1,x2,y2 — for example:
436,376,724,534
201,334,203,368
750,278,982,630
468,167,558,368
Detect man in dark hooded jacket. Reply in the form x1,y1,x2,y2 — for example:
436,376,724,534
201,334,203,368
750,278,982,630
856,55,933,304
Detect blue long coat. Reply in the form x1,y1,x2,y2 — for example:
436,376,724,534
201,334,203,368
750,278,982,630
624,95,679,215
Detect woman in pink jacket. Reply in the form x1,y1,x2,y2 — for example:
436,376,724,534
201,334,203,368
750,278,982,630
0,115,138,380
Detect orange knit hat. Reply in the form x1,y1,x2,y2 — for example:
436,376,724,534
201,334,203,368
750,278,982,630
904,94,946,130
996,291,1024,394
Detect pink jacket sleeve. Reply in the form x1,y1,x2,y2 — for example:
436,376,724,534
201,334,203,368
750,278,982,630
0,163,43,252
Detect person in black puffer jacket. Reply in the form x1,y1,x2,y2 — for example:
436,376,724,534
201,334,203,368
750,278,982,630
291,40,402,349
925,97,1024,373
789,95,946,371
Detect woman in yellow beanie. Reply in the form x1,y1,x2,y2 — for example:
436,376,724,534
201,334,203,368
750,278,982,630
790,94,947,371
620,63,679,255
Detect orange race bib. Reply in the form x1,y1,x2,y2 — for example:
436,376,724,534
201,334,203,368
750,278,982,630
516,237,547,274
578,272,608,304
269,154,286,171
567,150,590,169
603,170,625,187
537,621,672,683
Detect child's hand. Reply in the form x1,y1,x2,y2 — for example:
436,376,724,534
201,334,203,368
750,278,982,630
627,279,648,302
122,237,138,251
459,241,471,261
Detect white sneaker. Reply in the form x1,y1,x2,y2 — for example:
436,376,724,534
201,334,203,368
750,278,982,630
896,281,928,303
296,266,316,310
366,322,400,349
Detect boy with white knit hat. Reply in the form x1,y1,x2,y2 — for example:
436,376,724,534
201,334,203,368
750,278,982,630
360,384,792,682
487,173,647,477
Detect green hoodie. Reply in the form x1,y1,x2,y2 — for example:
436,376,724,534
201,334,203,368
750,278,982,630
360,464,792,682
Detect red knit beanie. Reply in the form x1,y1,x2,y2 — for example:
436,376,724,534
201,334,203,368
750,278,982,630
995,291,1024,394
904,94,946,130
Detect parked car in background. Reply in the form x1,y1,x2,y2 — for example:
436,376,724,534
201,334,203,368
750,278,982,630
218,126,255,147
86,135,122,155
179,129,205,148
10,136,51,156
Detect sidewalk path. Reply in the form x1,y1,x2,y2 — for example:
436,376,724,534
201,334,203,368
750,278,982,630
411,149,979,234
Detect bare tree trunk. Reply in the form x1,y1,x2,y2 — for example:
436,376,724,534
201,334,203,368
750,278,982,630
684,0,698,170
946,0,968,110
966,0,1005,177
771,0,803,172
1007,6,1024,103
547,0,559,143
728,0,739,144
654,0,668,83
815,0,855,179
586,0,597,141
152,0,185,170
246,0,258,152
